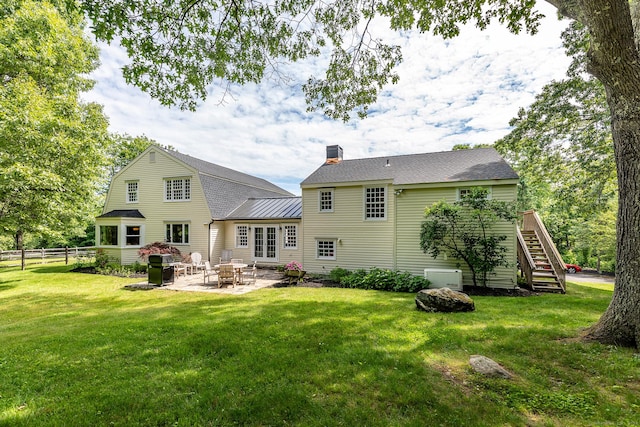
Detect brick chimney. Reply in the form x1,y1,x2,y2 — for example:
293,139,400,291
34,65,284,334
326,145,343,164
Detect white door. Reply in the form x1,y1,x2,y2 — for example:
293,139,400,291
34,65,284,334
253,225,278,262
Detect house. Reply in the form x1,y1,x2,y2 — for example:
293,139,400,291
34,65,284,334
96,146,303,266
98,144,520,289
300,146,520,289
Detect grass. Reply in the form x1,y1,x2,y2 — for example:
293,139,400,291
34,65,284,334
0,264,638,426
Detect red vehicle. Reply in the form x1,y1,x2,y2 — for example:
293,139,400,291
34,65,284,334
566,264,582,274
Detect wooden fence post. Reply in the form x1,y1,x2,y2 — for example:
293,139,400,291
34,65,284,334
65,246,69,265
21,249,25,271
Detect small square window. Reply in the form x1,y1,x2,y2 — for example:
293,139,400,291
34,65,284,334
165,223,189,244
125,226,141,246
317,240,336,260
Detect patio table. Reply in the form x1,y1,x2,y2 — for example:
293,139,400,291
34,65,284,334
214,263,248,284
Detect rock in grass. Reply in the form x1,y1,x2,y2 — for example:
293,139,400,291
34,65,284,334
469,355,513,379
415,288,475,313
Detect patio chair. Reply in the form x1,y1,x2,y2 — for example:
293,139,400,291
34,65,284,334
217,264,236,288
219,249,233,264
190,252,205,274
230,258,243,264
242,261,257,285
203,261,217,285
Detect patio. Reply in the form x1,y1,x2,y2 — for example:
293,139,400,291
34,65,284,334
128,267,285,295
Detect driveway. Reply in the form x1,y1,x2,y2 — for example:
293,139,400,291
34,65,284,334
566,271,615,285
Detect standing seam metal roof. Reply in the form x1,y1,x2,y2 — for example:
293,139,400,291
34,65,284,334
225,197,302,220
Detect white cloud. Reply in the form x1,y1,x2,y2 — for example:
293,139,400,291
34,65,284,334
83,3,571,195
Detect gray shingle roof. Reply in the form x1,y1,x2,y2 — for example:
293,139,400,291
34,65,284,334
97,209,145,218
225,197,302,220
300,148,518,186
162,149,294,218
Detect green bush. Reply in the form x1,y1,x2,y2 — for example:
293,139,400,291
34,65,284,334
339,267,430,293
329,267,351,282
94,249,110,269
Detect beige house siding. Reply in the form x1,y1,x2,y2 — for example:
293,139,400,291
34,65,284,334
97,148,213,264
395,182,518,289
221,220,303,267
302,183,395,274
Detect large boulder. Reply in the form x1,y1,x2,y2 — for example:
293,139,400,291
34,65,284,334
415,287,475,313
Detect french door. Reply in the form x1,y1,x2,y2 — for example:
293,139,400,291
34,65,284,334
253,225,278,262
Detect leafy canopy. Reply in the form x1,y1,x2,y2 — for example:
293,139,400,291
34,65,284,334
83,0,542,121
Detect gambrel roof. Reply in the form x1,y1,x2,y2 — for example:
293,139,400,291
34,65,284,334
301,147,518,187
163,149,294,219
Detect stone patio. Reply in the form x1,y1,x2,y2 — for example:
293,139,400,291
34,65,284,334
126,268,284,295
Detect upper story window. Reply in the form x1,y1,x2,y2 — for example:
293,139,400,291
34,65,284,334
165,178,191,201
236,225,249,248
166,223,189,244
364,187,386,220
126,181,139,203
457,187,492,201
319,189,334,212
283,225,297,249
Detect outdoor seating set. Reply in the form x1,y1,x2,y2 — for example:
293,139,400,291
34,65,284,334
203,255,257,288
169,252,256,288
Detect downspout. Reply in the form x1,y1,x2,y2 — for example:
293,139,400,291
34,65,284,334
207,219,215,262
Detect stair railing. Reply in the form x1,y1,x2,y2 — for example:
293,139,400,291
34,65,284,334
516,228,536,287
521,210,566,291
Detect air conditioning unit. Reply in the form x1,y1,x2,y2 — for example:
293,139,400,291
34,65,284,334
424,269,463,291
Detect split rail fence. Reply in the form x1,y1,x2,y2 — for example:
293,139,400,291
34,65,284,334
0,247,96,269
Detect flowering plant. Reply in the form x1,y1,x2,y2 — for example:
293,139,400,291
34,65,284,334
285,260,303,271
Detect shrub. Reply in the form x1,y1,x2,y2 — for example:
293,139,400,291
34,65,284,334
329,267,351,282
339,267,430,293
137,242,181,261
94,249,110,269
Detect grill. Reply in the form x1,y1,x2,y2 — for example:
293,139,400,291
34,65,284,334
148,254,175,285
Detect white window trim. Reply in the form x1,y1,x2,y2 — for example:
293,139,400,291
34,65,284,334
282,224,298,250
124,225,143,247
319,189,334,212
364,186,387,221
316,239,337,260
97,224,119,247
235,224,249,248
126,181,139,204
164,177,191,202
165,222,190,245
457,186,493,201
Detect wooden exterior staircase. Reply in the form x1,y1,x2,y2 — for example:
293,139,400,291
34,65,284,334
517,210,566,293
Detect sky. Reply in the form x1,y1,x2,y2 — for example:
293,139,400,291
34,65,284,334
83,2,571,196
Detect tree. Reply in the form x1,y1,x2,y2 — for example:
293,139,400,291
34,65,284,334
495,22,617,260
82,0,640,347
0,0,111,251
420,188,516,287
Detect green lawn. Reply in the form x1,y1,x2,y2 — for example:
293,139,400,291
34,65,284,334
0,264,638,426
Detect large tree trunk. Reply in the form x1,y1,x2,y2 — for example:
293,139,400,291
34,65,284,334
578,0,640,347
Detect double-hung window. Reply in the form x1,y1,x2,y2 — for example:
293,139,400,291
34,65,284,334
125,226,141,246
283,225,297,249
236,225,249,248
166,223,189,244
165,178,191,201
364,187,386,220
126,181,139,203
319,189,333,212
457,187,492,201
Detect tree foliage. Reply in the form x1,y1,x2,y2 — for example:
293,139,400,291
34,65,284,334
420,188,516,287
0,0,111,249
